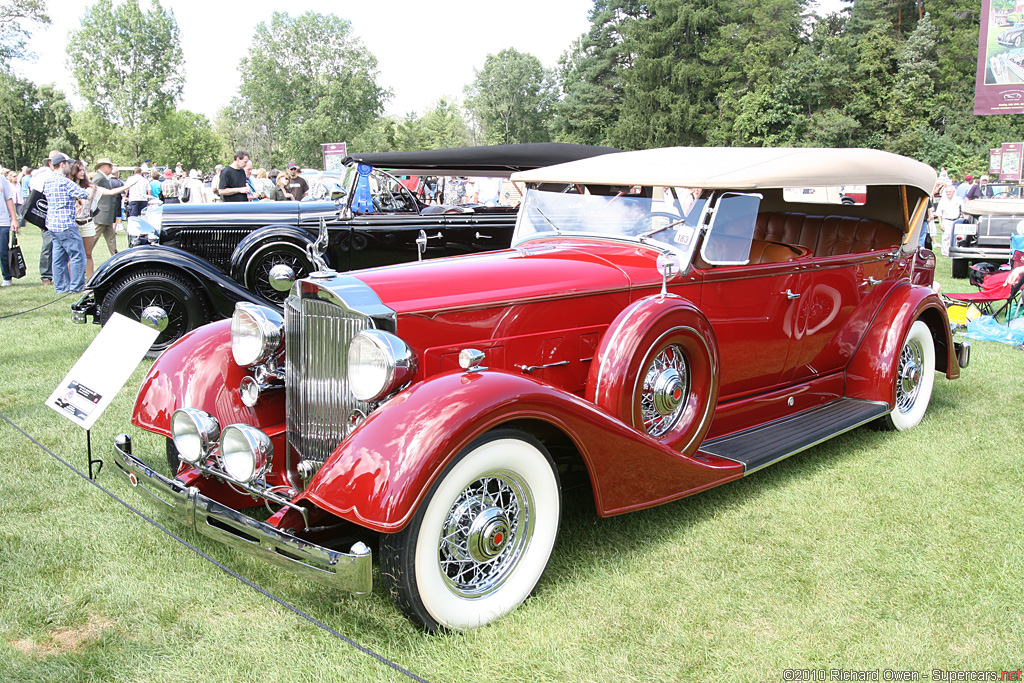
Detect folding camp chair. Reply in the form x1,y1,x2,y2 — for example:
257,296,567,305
944,233,1024,322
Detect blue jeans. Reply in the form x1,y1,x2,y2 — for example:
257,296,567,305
0,226,9,280
39,228,52,280
51,228,86,292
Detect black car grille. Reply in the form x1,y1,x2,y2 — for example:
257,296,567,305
169,228,251,272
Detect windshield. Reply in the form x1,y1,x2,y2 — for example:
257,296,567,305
515,186,704,251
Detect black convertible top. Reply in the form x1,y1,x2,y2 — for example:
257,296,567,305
344,143,621,177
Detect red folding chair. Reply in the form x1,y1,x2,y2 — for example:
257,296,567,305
944,234,1024,321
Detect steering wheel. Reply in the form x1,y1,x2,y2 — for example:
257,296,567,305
629,211,684,237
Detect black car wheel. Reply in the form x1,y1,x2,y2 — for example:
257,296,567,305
243,241,313,303
951,258,969,279
100,268,210,358
1015,35,1022,47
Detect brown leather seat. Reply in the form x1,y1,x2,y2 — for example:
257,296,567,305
754,212,902,257
748,240,806,264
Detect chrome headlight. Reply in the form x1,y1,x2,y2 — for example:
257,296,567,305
171,408,220,464
220,424,272,484
231,303,283,367
347,329,416,402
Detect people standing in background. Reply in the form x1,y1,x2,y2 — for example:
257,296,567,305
30,151,61,284
211,164,224,201
42,153,90,293
160,168,180,204
936,184,964,258
955,175,972,199
219,151,251,202
285,162,308,201
180,169,206,204
275,171,291,200
91,158,121,258
125,167,151,217
149,169,162,203
0,171,20,287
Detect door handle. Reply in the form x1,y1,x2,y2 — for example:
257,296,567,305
786,289,802,300
863,276,881,287
475,232,492,240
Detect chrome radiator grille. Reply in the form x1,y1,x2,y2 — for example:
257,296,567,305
285,296,373,464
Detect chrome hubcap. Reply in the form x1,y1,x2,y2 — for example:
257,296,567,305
439,472,532,597
896,339,924,414
641,344,689,437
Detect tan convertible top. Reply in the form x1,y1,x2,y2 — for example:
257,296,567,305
511,147,937,196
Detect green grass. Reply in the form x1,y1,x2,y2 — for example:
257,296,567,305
1,230,1021,682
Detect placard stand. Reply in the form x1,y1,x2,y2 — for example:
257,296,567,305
46,313,160,478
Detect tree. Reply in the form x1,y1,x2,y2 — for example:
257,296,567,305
66,0,183,131
0,0,49,61
464,48,556,145
236,11,389,167
419,98,470,149
0,72,77,169
553,1,646,145
151,110,225,172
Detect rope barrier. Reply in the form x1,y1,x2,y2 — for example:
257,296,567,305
0,291,74,320
0,412,432,683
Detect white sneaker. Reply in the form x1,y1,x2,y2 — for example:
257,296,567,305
1,279,11,287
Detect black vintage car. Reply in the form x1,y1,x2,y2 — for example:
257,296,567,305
72,144,618,354
952,188,1024,278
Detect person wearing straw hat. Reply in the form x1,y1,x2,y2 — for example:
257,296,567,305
91,158,120,258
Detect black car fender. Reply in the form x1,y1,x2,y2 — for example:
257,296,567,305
88,245,277,320
228,224,320,284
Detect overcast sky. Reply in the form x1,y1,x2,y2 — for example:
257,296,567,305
17,0,846,122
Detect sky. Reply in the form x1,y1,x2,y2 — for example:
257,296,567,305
16,0,846,123
16,0,596,121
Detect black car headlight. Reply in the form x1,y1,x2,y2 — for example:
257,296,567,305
347,330,416,402
231,303,283,367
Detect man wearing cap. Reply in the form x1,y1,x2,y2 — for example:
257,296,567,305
955,175,973,199
92,158,120,257
219,151,250,202
285,162,309,201
42,153,90,293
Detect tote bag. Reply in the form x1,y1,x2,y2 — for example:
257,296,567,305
8,232,26,278
21,189,47,229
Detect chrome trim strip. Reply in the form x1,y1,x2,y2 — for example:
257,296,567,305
112,435,372,595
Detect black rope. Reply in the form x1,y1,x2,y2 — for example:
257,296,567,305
0,412,431,683
0,291,74,320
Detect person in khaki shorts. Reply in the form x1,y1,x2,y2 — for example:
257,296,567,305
91,158,120,257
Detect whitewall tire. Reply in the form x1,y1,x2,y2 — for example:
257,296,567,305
380,429,561,631
880,320,935,431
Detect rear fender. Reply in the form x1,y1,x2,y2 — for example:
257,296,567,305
846,283,958,406
131,319,286,438
228,225,317,282
89,245,275,319
298,369,743,533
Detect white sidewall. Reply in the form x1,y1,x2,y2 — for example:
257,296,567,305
889,320,936,431
413,437,560,630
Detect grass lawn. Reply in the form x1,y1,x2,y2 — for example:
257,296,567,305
1,229,1021,682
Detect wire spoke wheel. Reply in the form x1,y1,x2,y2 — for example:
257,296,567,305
876,320,935,432
246,245,311,303
100,268,208,357
639,343,690,437
438,471,531,598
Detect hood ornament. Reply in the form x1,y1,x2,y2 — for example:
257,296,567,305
306,216,332,276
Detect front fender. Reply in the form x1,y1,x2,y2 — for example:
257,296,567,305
228,224,316,282
131,319,286,438
298,369,743,534
846,283,958,406
88,245,276,319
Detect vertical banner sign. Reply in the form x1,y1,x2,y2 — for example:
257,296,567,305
999,142,1023,181
989,147,1003,176
322,143,348,172
975,0,1024,115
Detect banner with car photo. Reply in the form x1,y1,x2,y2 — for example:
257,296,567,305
975,0,1024,114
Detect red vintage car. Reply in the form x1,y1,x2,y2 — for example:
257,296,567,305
112,147,968,631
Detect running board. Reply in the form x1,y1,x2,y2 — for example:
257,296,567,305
698,398,890,474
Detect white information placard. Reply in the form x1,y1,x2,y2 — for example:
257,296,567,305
46,313,160,430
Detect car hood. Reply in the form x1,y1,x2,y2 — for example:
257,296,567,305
351,239,651,315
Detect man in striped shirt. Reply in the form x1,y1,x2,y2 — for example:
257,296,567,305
43,153,90,293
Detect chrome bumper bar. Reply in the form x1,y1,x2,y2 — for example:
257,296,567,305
112,434,372,595
954,340,971,369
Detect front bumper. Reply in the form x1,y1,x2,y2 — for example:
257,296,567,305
71,292,98,324
112,434,372,595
